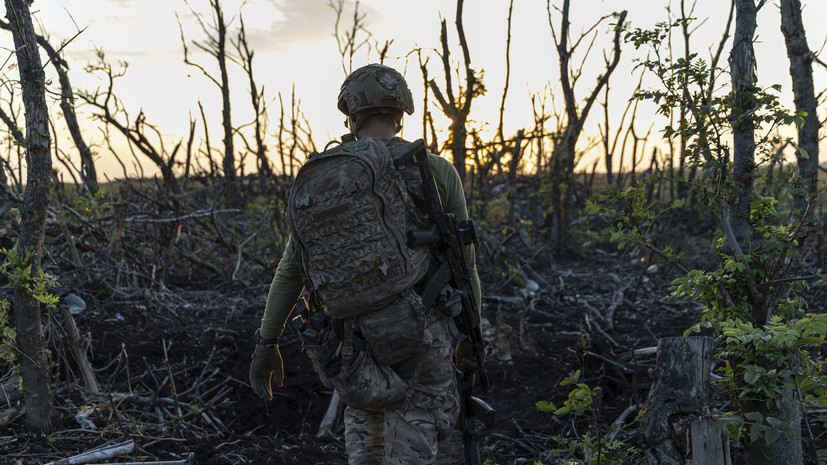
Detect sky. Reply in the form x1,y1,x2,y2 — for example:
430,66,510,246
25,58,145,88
16,0,827,178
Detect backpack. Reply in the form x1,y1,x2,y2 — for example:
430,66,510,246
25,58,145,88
288,137,431,319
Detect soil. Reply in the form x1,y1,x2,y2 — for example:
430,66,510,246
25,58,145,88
0,188,822,465
0,241,706,465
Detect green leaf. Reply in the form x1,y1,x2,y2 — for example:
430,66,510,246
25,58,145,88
765,427,780,446
670,198,686,209
750,421,765,443
744,411,763,423
535,400,556,412
554,406,571,416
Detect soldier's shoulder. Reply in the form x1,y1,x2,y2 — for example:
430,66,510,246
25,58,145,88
427,153,459,179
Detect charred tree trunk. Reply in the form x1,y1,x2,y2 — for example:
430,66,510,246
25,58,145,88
728,0,758,246
213,0,239,207
743,393,802,465
730,2,803,463
5,0,56,433
644,337,730,465
45,40,97,194
236,14,271,178
780,0,820,218
181,0,238,204
215,2,234,182
547,0,626,253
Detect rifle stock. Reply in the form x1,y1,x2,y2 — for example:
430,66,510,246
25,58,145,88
393,139,494,465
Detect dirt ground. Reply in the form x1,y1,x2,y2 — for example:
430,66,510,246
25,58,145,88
0,201,827,465
0,237,714,465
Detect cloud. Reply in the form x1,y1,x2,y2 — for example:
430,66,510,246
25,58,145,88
243,0,386,54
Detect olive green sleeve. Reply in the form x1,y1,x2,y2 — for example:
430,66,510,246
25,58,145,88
429,155,483,314
259,236,305,340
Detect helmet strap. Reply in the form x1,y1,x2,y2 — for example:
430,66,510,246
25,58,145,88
346,114,365,138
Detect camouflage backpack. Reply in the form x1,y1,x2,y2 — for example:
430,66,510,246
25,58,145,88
288,137,430,319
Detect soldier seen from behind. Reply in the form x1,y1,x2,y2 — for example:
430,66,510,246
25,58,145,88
248,63,484,465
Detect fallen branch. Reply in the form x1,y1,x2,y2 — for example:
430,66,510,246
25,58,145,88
584,314,620,348
617,346,658,362
232,231,258,281
606,403,643,444
61,306,100,395
0,376,23,406
45,440,134,465
482,294,522,305
125,208,241,223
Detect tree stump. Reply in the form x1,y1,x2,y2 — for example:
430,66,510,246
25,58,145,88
644,336,731,465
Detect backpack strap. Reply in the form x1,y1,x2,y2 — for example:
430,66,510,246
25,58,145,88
400,289,428,413
341,319,355,362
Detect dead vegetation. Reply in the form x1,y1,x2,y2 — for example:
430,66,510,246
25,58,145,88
0,172,722,465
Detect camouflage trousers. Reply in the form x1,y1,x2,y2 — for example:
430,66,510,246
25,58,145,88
344,310,458,465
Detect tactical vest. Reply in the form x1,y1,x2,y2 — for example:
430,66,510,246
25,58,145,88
288,137,431,319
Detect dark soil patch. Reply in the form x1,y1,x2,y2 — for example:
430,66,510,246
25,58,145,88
2,177,821,465
1,240,706,465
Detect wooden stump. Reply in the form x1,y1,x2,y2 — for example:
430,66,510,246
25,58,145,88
644,336,731,465
61,306,100,395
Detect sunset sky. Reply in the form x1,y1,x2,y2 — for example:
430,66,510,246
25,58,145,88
19,0,827,177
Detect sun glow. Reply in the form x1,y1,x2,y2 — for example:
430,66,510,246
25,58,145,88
19,0,827,182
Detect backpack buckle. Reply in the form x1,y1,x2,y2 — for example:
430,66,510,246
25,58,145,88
341,344,354,360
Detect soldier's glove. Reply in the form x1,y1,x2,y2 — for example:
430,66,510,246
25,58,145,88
249,344,284,400
454,339,484,374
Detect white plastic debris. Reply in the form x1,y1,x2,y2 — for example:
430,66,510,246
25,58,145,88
64,293,87,314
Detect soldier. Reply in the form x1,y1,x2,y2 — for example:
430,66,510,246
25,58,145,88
249,63,482,465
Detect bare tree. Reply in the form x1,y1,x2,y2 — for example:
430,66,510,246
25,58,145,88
233,13,271,177
546,0,627,252
275,86,316,178
496,0,515,147
529,85,564,177
416,51,436,151
328,0,392,75
428,0,485,181
179,0,238,203
330,0,367,75
780,0,820,219
4,0,56,433
496,0,527,208
197,99,217,178
78,52,182,193
597,72,641,186
1,22,96,195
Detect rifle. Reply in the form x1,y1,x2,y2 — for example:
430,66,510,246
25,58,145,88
393,138,495,465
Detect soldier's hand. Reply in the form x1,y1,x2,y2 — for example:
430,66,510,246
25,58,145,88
249,344,284,400
454,340,483,374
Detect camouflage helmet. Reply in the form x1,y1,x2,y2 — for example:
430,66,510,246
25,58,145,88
337,64,414,116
